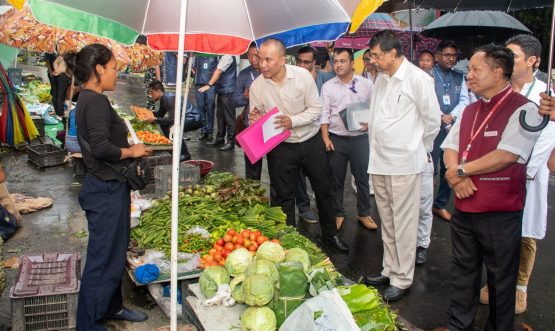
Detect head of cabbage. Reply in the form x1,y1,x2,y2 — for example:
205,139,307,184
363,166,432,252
243,273,274,306
230,274,246,304
245,259,279,287
199,266,230,299
285,248,311,271
240,306,277,331
225,248,253,277
256,242,285,264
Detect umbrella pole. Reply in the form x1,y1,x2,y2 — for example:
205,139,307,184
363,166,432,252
409,0,414,61
519,0,554,131
170,0,188,330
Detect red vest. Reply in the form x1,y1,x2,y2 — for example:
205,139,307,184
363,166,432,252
455,88,529,213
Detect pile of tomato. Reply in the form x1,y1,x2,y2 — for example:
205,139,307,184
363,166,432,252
200,228,280,268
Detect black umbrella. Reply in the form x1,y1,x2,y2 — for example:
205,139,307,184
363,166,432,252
377,0,554,131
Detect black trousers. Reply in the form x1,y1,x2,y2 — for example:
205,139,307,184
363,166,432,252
267,133,337,237
431,128,451,209
77,175,130,330
328,133,371,217
50,74,70,117
244,153,263,180
215,93,236,142
447,209,522,331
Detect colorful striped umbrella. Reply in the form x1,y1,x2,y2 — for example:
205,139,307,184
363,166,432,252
27,0,361,54
0,6,163,72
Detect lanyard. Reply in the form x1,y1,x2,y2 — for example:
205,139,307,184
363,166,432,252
434,66,452,91
461,87,512,164
523,78,536,98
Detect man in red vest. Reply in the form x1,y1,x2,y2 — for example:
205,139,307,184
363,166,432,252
440,44,541,330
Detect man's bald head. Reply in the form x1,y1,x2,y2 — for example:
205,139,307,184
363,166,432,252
260,38,286,56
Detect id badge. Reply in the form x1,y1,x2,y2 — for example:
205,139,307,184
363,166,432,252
203,63,208,69
443,94,451,106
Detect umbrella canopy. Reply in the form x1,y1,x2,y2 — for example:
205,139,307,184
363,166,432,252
422,10,531,41
27,0,360,54
0,6,163,72
377,0,552,12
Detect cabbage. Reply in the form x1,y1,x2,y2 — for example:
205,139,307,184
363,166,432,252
245,259,279,287
199,266,230,299
256,242,285,264
225,248,253,277
284,248,311,271
240,306,277,331
230,274,246,304
243,274,274,306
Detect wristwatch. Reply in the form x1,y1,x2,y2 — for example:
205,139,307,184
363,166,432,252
456,164,466,177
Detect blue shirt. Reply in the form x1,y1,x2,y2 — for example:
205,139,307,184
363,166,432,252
233,66,260,108
315,70,335,95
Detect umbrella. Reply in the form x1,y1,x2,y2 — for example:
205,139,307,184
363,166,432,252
421,11,532,41
26,0,364,328
0,6,163,72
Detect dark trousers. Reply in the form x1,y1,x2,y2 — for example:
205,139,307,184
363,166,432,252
159,125,191,161
447,210,522,331
295,169,311,214
267,133,337,237
50,74,71,117
245,153,263,180
328,133,371,217
215,93,236,142
77,175,131,331
431,128,451,209
195,85,215,134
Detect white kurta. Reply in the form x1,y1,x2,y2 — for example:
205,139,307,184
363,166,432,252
521,79,555,239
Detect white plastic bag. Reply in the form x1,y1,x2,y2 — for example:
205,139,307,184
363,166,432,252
279,289,359,331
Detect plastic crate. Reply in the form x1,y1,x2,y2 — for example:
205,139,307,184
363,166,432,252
30,116,45,138
10,252,81,331
146,152,172,182
154,163,200,197
27,144,66,168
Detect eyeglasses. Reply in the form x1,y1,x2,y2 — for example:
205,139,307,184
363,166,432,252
369,50,390,59
296,59,314,65
440,53,457,59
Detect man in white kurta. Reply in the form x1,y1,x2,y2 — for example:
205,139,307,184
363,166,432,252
362,30,441,301
478,34,555,314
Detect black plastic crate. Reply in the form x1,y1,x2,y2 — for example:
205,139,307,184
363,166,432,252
30,116,45,138
27,144,66,168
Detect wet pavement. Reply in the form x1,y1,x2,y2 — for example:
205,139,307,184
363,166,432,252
1,70,554,330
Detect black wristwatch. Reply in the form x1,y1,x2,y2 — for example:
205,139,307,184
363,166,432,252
456,164,466,177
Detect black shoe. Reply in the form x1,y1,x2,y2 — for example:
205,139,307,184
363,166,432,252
416,246,428,266
106,307,148,322
207,139,224,147
198,133,209,140
299,209,318,223
206,134,214,141
383,285,409,301
220,142,235,151
364,273,390,285
183,135,191,141
323,235,349,253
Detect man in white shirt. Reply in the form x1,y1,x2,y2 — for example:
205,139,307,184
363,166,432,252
320,48,375,231
249,38,349,253
362,30,441,301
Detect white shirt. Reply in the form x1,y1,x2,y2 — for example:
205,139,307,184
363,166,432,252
320,75,373,137
365,57,441,175
250,64,322,143
216,55,234,71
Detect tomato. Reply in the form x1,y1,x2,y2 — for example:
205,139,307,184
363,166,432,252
236,237,244,245
209,248,217,256
253,230,262,238
227,229,237,236
222,249,231,258
216,239,225,247
256,236,267,245
231,236,238,244
218,259,225,266
248,243,258,252
234,243,243,250
225,243,234,251
205,255,214,263
223,234,232,242
271,239,281,244
241,230,251,239
244,239,251,247
214,245,223,252
249,233,256,241
213,252,223,262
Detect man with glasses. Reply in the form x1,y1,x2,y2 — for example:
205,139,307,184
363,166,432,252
320,48,376,231
361,49,379,84
431,41,470,226
362,30,441,301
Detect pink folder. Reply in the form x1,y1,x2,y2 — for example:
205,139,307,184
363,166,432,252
236,106,291,164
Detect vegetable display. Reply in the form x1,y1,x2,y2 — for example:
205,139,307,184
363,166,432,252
131,105,154,120
240,307,277,331
199,266,230,299
136,130,171,145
